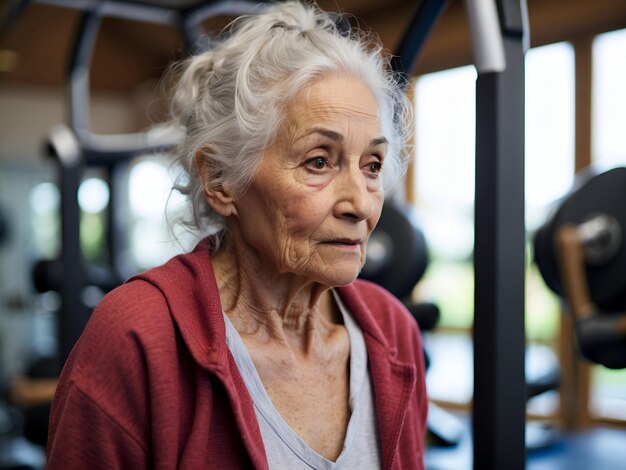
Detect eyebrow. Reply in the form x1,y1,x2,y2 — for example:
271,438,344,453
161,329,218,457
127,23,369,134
370,136,388,147
306,127,388,147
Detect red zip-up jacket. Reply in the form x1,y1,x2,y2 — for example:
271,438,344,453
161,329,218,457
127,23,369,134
46,240,427,469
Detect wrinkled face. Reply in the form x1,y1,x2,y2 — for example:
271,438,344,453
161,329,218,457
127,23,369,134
232,75,386,286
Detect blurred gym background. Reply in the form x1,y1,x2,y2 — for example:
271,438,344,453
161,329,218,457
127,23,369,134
1,0,625,469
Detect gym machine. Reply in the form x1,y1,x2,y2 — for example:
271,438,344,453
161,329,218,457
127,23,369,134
3,0,263,365
395,1,529,468
535,166,626,369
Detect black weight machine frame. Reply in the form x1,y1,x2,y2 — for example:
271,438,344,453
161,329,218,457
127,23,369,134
3,1,529,468
397,1,528,469
11,0,262,364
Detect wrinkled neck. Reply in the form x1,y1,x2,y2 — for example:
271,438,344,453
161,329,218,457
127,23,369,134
211,235,341,343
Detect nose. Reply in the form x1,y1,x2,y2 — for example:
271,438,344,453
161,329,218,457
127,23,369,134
334,165,375,222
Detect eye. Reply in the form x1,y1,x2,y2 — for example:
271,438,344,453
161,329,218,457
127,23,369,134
305,156,329,171
365,160,383,174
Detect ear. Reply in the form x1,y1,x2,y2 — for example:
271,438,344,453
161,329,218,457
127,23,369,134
194,148,239,218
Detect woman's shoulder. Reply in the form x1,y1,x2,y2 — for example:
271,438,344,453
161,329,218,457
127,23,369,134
72,246,223,378
91,277,173,334
70,278,176,378
90,242,216,338
49,278,182,459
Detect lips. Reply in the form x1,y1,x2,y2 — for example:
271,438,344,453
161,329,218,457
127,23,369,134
323,238,362,246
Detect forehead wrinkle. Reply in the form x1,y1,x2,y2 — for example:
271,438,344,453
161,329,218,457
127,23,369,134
289,106,382,145
282,78,382,145
303,99,380,120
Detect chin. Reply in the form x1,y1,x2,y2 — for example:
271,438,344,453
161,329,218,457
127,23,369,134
313,265,361,288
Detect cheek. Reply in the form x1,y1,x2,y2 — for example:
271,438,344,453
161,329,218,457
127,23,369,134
279,192,328,234
367,193,385,232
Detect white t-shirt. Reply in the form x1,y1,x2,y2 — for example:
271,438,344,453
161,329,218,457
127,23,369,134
223,290,381,469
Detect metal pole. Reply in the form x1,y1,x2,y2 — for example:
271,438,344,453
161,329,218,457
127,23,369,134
47,125,88,366
391,0,449,88
471,0,528,468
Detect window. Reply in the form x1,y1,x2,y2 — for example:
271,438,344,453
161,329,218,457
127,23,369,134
78,176,109,263
413,65,476,333
127,156,194,270
2,163,59,377
525,42,575,232
524,42,575,350
413,43,575,410
592,28,626,167
30,181,61,260
413,64,476,404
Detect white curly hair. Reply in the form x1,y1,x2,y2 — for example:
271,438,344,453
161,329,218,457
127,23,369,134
167,0,413,248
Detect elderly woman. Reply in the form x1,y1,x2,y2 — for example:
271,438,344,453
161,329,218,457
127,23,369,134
46,2,427,469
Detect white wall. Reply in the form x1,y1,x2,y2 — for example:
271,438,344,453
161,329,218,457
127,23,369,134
0,83,160,162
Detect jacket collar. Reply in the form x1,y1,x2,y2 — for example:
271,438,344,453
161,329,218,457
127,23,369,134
337,284,417,470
